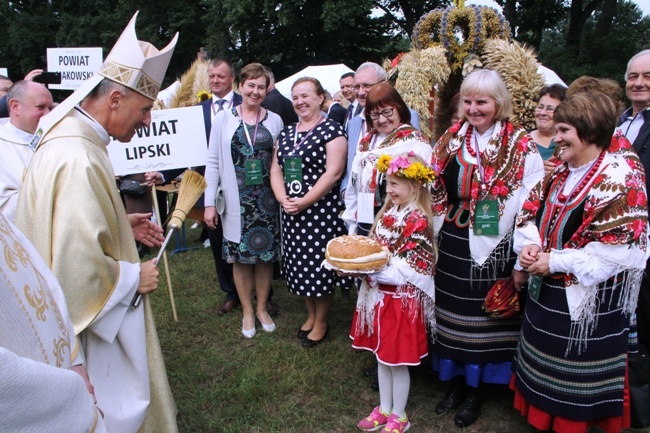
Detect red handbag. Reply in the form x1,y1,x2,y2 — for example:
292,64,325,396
482,278,521,319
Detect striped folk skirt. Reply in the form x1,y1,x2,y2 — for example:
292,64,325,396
512,274,630,432
433,220,522,386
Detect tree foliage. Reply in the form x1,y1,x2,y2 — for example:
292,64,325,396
495,0,566,50
200,0,441,80
537,0,650,85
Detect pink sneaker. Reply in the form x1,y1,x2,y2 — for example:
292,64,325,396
357,406,389,431
381,413,410,433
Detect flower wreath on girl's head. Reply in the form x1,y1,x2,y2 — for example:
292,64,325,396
376,151,436,186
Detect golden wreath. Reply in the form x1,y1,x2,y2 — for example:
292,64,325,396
377,152,436,186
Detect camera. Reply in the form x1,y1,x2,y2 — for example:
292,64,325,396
33,72,62,85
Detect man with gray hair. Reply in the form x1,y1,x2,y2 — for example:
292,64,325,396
16,13,178,433
0,80,52,221
620,49,650,344
619,48,650,428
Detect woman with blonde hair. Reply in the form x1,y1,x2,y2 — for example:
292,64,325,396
430,69,544,428
352,152,437,433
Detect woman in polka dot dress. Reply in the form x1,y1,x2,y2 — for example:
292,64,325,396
270,77,349,348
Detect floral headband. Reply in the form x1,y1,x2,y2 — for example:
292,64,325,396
376,151,436,186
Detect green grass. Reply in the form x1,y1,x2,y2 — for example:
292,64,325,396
148,233,648,433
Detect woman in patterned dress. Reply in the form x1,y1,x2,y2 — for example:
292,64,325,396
204,63,284,338
270,77,348,347
430,69,544,427
513,92,648,433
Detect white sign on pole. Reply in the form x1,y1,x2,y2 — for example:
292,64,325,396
46,47,103,90
107,106,208,176
0,68,8,77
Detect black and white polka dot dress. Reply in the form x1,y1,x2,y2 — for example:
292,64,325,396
276,118,349,297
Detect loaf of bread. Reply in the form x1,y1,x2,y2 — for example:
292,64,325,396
325,235,389,272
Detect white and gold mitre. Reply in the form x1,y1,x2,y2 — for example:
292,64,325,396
99,11,178,100
30,11,178,150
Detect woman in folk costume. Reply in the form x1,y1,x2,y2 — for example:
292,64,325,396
342,83,432,237
429,69,544,428
512,93,648,433
351,152,436,433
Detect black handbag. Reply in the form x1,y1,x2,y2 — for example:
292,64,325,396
629,351,650,428
119,178,147,196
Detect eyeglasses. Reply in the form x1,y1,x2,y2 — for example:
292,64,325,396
369,108,394,120
355,79,386,91
535,104,556,113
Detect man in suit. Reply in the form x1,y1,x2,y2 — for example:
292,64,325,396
340,62,421,195
261,66,297,125
200,58,242,315
621,49,650,354
324,91,347,125
340,72,359,128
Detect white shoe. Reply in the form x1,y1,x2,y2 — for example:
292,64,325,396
191,222,200,229
242,320,256,339
260,320,276,333
257,314,276,333
203,239,211,248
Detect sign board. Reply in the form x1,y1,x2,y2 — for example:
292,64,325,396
107,105,208,176
0,68,7,77
46,47,103,90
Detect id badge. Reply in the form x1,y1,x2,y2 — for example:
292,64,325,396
284,157,303,183
358,192,375,224
473,198,499,236
245,159,263,185
528,275,542,301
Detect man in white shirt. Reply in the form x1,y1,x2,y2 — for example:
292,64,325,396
620,49,650,357
0,80,53,221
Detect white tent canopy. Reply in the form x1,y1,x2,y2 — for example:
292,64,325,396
275,64,354,98
538,64,566,87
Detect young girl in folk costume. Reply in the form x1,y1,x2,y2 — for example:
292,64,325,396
351,152,437,433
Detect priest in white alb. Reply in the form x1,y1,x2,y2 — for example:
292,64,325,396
0,80,53,221
15,12,178,433
0,212,106,433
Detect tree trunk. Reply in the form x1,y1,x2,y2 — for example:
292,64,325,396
595,0,616,38
566,0,604,55
500,0,518,36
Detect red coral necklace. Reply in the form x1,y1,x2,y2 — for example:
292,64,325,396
541,150,605,251
555,150,605,203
